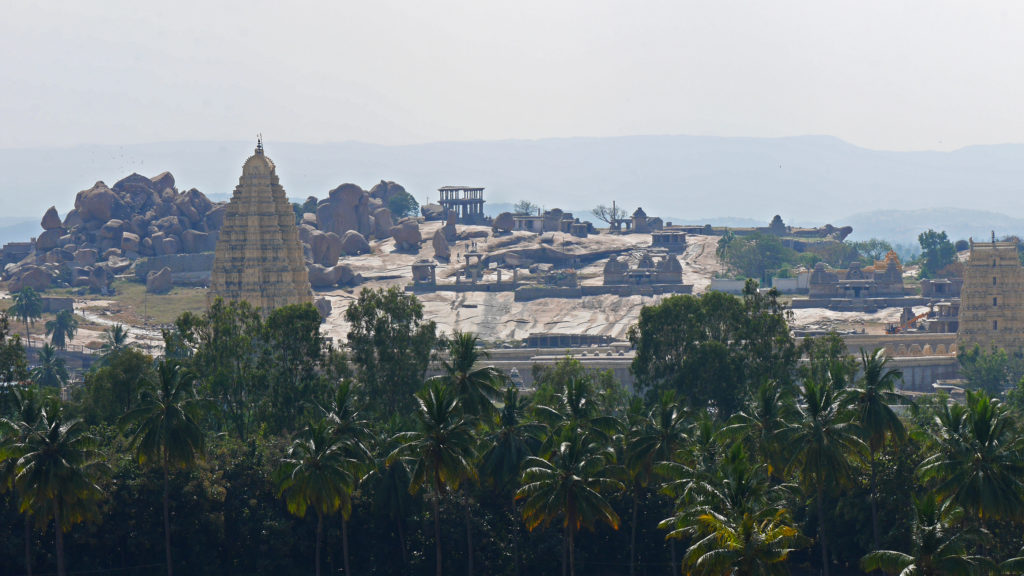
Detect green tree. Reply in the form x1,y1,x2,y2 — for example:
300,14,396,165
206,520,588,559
861,494,985,576
274,419,360,576
31,343,69,389
957,344,1022,395
387,380,476,576
74,347,155,425
10,287,43,349
346,287,437,417
97,323,130,363
10,404,104,576
320,380,372,576
517,432,623,576
173,298,263,438
431,331,503,419
667,445,807,576
45,310,78,350
480,386,544,492
0,312,29,412
918,229,956,278
630,285,797,418
260,303,331,432
514,200,540,216
918,390,1024,528
848,348,908,550
723,381,797,479
622,392,690,576
121,360,207,576
0,385,54,576
720,232,796,279
787,376,865,576
388,188,420,219
852,238,895,261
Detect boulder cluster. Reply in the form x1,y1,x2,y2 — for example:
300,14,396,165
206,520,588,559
3,172,224,293
296,180,424,287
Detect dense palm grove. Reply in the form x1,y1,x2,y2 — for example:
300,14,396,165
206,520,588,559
4,284,1024,576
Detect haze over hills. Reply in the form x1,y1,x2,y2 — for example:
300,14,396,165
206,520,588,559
3,135,1024,244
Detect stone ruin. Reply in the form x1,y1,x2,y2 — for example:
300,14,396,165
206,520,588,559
808,251,906,299
609,207,664,234
603,251,683,286
209,141,312,312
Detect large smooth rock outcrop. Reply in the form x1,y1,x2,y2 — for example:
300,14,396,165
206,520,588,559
340,230,370,256
146,266,173,293
41,206,63,230
307,263,354,287
432,229,451,260
492,211,514,233
390,218,422,251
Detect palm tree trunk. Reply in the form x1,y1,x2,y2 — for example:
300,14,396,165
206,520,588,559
464,492,473,576
315,512,323,576
817,483,829,576
870,450,880,551
54,504,65,576
342,516,351,575
568,525,576,576
562,523,568,576
433,480,443,576
25,513,33,576
164,459,173,576
24,318,31,350
630,494,638,576
669,538,677,576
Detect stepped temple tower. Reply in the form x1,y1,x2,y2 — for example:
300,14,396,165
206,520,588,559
957,237,1024,354
209,139,311,312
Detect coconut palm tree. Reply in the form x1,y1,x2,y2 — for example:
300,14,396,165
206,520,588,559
11,404,104,576
319,380,373,576
121,360,206,576
622,392,689,576
0,385,52,576
722,381,797,479
848,348,908,549
387,380,477,576
430,330,503,418
663,443,807,576
31,344,68,389
517,431,623,576
45,310,78,351
274,418,360,576
861,494,987,576
10,288,42,349
99,324,130,359
918,389,1024,527
787,376,865,576
480,386,544,492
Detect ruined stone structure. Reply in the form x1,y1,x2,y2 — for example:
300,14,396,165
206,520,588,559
438,186,487,225
651,230,687,253
808,251,905,299
209,141,311,312
957,238,1024,354
603,252,682,285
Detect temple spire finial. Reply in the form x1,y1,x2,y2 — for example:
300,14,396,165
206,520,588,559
256,133,264,155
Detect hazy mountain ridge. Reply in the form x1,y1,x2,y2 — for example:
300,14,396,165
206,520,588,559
3,135,1024,230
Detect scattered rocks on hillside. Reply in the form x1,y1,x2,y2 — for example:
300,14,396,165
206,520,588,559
307,263,354,288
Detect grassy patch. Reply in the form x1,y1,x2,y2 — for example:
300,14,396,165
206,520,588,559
78,280,209,326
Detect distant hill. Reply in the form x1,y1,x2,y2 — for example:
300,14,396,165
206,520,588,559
3,135,1024,233
842,207,1024,245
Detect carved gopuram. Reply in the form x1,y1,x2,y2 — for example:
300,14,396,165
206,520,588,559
958,238,1024,354
209,140,311,312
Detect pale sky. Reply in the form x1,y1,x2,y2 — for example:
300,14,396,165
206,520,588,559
3,0,1023,151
